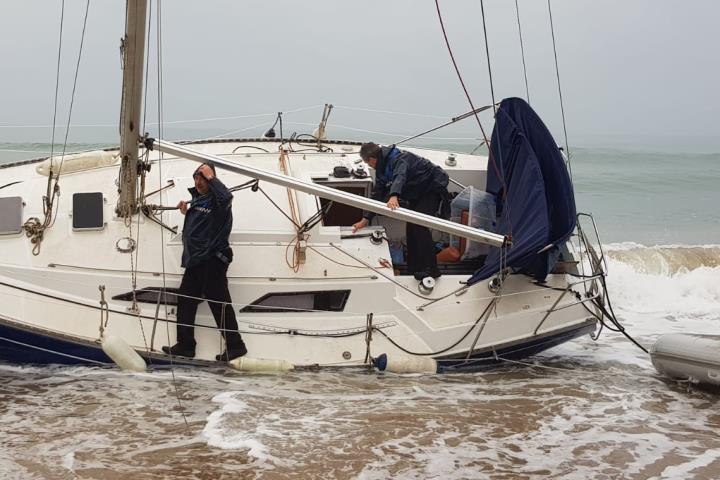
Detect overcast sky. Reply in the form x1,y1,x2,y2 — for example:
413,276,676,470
0,0,718,150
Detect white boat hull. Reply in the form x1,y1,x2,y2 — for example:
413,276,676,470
0,139,599,371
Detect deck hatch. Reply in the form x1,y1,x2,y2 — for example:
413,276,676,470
72,192,105,231
0,196,23,235
312,177,372,227
241,290,350,313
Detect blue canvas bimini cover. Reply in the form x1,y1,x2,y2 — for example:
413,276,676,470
469,97,576,284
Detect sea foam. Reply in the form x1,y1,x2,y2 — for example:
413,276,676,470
603,244,720,319
202,390,290,466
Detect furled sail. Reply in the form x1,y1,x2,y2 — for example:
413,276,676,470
469,97,576,283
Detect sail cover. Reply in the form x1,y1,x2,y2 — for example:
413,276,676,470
469,97,576,284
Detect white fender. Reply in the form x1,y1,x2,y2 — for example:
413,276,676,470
36,150,119,176
375,353,437,374
101,335,146,372
229,356,294,372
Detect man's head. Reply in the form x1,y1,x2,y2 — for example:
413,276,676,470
193,163,216,195
359,142,382,170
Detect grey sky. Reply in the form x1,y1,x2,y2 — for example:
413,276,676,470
0,1,718,150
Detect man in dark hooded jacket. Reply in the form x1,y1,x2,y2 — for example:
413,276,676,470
162,162,247,361
352,143,449,279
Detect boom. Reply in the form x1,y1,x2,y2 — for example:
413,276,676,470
149,138,508,247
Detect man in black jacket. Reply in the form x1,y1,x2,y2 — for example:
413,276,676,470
162,162,247,361
352,143,449,280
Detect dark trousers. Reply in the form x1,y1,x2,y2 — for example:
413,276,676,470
176,258,243,349
406,191,441,275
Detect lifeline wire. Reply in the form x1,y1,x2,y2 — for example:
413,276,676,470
372,298,498,357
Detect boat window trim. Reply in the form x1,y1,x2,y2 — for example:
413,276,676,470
241,290,351,313
112,287,181,306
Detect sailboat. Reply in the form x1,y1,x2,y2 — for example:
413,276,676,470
0,1,609,373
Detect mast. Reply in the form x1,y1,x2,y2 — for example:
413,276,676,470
117,0,148,218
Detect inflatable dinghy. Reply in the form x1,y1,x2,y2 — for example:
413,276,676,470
650,334,720,386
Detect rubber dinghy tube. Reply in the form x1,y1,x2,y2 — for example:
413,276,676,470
373,353,438,374
229,357,294,372
101,335,147,372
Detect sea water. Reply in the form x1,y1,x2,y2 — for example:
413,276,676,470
0,143,719,479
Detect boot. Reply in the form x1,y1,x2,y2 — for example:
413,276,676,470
216,342,247,362
161,342,196,358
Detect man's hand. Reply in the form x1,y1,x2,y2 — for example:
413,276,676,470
352,218,369,233
177,200,188,215
387,196,400,211
198,164,214,180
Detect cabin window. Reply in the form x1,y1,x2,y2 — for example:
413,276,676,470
241,290,350,313
0,196,23,235
72,192,105,231
112,287,180,306
312,177,372,227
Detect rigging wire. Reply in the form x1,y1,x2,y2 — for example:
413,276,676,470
122,0,155,360
479,0,497,113
129,0,156,365
203,120,275,141
141,0,153,134
148,0,190,431
433,1,492,145
55,0,91,206
48,0,66,175
433,0,512,241
333,105,447,120
514,0,531,104
23,0,90,254
547,0,573,179
434,0,512,282
476,0,511,262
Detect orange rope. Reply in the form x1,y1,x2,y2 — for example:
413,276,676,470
278,147,304,272
278,148,300,226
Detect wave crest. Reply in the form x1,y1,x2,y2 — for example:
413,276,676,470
599,244,720,318
604,244,720,275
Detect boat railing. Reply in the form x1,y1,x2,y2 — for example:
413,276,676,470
532,273,604,335
576,212,607,275
574,213,609,304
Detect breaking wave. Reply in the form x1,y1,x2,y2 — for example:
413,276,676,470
602,243,720,320
604,243,720,275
